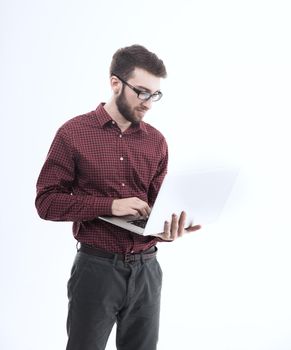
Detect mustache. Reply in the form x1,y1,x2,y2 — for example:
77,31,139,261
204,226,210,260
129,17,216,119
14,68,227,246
137,106,149,112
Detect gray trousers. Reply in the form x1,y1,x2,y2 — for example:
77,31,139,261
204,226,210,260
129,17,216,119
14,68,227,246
66,249,163,350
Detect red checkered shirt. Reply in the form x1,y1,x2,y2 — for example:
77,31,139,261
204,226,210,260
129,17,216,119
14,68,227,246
35,103,168,253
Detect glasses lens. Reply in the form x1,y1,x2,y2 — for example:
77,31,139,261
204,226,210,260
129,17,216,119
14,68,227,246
138,91,151,100
151,92,162,102
138,91,163,102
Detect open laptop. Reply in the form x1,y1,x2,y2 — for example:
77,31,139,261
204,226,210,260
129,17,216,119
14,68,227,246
98,168,239,236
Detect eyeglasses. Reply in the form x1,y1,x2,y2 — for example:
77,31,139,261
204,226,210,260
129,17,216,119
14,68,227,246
113,74,163,102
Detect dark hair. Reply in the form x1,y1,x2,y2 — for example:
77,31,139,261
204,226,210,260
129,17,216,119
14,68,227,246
109,44,167,80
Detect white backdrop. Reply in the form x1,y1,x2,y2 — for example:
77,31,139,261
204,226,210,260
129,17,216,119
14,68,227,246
1,1,291,349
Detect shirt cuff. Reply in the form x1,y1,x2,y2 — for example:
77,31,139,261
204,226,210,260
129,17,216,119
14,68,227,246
89,196,115,217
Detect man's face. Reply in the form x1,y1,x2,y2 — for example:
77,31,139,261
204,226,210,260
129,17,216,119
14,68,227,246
115,68,161,124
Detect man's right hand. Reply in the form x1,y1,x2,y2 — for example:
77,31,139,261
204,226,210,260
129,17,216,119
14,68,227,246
111,197,151,217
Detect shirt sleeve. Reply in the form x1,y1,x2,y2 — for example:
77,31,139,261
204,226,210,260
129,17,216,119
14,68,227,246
35,127,114,222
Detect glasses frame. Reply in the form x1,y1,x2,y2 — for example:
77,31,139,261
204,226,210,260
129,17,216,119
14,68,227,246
113,74,163,102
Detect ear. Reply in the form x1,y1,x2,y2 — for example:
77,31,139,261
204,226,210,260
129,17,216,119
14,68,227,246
110,75,121,94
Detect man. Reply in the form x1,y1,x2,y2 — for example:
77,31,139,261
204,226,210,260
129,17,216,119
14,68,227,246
35,44,201,350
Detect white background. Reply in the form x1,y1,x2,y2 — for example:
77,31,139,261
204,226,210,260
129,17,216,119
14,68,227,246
1,0,291,349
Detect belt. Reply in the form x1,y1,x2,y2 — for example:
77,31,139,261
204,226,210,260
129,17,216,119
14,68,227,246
79,243,157,263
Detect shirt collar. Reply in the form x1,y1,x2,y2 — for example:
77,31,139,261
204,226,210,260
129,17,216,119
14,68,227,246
94,103,148,134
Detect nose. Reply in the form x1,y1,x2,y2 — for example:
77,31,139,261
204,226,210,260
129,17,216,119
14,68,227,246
141,98,153,110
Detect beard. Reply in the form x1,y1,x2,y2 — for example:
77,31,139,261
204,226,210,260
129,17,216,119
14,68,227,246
115,87,145,125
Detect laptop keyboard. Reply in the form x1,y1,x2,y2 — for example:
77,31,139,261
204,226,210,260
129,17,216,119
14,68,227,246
128,218,148,228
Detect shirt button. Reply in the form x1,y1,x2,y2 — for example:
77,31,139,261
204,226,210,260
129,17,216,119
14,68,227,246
112,121,115,124
120,156,124,161
119,134,122,138
121,183,125,187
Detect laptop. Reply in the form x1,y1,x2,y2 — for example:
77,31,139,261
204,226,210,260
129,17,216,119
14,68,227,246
98,168,239,236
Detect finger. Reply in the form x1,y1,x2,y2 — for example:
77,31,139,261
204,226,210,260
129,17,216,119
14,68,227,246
162,220,172,240
128,209,140,217
170,214,179,240
143,205,151,217
134,199,151,217
141,206,151,217
136,207,147,217
177,211,187,236
185,224,202,232
144,204,151,217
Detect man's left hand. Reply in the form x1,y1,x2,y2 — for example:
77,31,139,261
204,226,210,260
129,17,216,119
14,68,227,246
157,211,201,241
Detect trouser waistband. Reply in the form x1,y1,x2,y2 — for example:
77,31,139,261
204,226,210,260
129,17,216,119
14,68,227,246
79,243,157,263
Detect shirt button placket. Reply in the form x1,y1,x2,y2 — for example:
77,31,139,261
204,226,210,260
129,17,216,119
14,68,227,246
118,132,126,188
120,154,125,186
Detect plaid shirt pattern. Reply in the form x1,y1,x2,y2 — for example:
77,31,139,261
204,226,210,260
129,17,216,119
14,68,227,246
36,103,168,253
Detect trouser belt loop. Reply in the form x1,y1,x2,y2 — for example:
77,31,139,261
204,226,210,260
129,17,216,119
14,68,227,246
112,254,118,266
